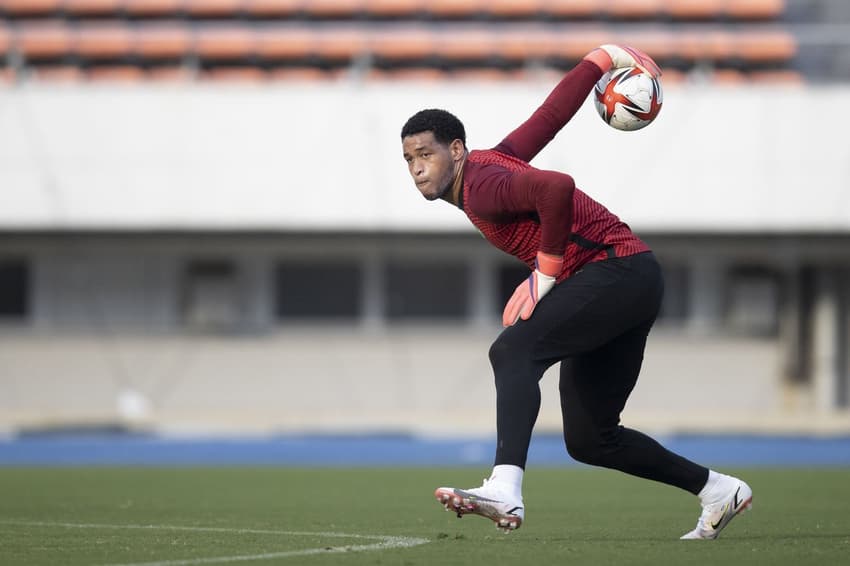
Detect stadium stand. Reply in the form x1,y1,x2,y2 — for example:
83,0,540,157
124,0,185,18
242,0,302,19
135,24,191,59
1,0,60,17
0,0,804,82
0,21,8,51
64,0,124,16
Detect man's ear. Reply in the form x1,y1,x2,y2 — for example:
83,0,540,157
450,139,465,160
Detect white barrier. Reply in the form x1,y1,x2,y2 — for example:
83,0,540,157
1,81,849,232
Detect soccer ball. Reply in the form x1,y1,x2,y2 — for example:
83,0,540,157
593,66,663,131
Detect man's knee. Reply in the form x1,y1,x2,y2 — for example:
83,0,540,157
564,427,621,465
488,334,514,369
564,434,601,464
488,332,534,390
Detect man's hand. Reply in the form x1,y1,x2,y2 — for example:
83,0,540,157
502,252,564,327
598,44,662,78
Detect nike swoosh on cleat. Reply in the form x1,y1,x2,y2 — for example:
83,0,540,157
709,506,727,530
709,487,740,530
506,506,523,516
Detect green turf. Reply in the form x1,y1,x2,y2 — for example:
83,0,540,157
1,467,848,565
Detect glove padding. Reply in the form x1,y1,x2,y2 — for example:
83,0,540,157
502,252,563,327
598,44,662,78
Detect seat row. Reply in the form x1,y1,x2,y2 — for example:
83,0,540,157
0,62,804,84
0,0,786,21
0,23,797,64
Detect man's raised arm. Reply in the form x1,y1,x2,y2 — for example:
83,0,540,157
493,45,661,163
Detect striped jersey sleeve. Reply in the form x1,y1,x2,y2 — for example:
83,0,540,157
461,150,650,281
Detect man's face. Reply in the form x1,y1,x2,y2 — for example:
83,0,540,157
402,131,458,201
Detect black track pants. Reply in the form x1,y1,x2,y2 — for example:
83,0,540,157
489,252,708,495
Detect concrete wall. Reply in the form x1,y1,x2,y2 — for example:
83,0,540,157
0,329,799,436
2,233,849,437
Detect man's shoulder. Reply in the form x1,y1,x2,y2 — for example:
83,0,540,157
467,149,533,177
469,148,529,166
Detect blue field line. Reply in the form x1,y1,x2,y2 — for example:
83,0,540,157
1,433,850,467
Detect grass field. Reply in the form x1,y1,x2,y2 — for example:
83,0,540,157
1,467,848,565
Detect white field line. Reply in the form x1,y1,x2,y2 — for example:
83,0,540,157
0,520,430,565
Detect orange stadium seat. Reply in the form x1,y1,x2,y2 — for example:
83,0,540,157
544,0,600,18
183,0,245,17
493,26,555,60
15,22,73,59
432,28,494,60
201,66,267,80
654,67,684,83
369,27,433,60
547,27,608,59
731,29,796,62
75,23,133,58
147,65,195,80
451,68,520,81
427,0,483,19
667,0,723,20
243,0,300,17
87,64,147,80
606,0,663,19
28,64,85,81
726,0,785,20
307,0,364,18
487,0,543,19
268,66,331,80
677,30,734,61
615,28,675,60
255,27,313,58
313,27,367,59
365,67,444,81
123,0,183,17
195,26,255,59
135,24,191,58
0,24,10,54
711,68,747,83
0,0,62,16
362,0,420,18
749,69,803,83
63,0,123,15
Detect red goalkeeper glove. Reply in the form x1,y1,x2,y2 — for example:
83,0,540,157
502,252,564,327
597,44,662,78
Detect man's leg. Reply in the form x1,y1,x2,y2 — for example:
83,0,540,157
558,316,753,539
558,320,709,494
491,252,666,470
437,252,668,529
488,325,552,469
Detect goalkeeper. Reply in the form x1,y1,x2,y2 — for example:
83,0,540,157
400,44,751,540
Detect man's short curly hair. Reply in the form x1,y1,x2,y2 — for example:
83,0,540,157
401,109,466,148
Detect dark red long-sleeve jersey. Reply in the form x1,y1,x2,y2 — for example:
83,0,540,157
459,60,649,282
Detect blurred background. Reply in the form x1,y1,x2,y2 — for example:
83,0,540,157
1,0,849,464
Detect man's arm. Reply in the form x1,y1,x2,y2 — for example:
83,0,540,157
494,45,661,163
493,59,603,163
471,168,574,257
469,168,575,326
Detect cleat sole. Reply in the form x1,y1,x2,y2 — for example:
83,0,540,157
434,487,523,531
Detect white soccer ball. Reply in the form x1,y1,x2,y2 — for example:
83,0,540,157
593,66,663,131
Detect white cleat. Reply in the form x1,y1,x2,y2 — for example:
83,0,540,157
435,480,524,532
680,477,753,540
